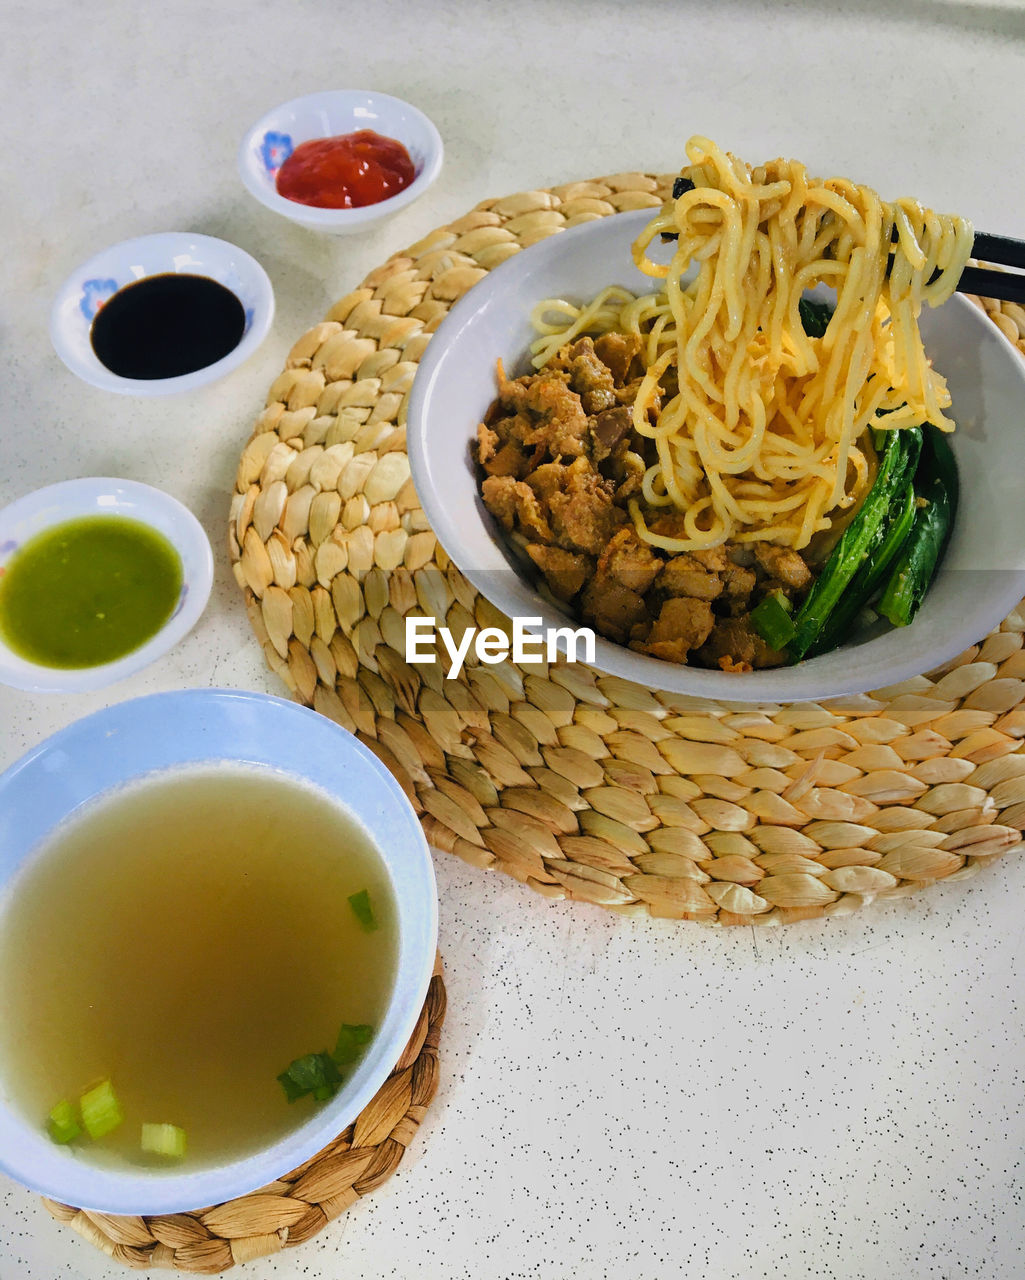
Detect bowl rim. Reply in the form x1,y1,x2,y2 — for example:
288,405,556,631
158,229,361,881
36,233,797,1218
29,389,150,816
0,688,439,1215
0,477,214,692
407,209,1025,702
237,87,444,229
49,231,275,396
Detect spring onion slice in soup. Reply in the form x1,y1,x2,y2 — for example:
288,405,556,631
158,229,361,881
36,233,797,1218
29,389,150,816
47,1099,81,1144
278,1020,377,1102
141,1122,187,1158
277,1052,342,1103
334,1023,374,1065
347,888,378,932
79,1079,124,1139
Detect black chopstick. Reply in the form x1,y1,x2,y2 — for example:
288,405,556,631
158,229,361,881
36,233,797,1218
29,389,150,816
958,233,1025,305
955,265,1025,306
972,232,1025,272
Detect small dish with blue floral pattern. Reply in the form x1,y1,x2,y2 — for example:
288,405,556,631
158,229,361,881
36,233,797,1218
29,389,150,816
49,233,275,396
238,89,443,235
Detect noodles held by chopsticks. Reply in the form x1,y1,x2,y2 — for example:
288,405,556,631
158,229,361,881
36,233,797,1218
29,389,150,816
531,137,973,552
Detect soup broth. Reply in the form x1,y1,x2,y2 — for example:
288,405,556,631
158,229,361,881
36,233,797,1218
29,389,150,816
0,764,398,1170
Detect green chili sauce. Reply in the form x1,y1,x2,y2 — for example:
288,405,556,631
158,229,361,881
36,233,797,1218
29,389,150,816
0,516,182,669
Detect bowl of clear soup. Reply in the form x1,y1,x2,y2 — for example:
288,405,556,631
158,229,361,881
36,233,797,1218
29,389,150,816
0,689,438,1214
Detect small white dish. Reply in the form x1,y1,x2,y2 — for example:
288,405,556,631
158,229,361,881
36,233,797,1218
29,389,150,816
0,477,213,693
50,232,274,395
407,208,1025,702
238,89,443,235
0,688,437,1214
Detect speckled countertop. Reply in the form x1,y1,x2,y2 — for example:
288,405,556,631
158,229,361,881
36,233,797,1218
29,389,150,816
3,2,1025,1277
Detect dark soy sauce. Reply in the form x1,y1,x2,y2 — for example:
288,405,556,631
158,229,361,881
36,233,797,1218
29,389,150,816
90,274,246,380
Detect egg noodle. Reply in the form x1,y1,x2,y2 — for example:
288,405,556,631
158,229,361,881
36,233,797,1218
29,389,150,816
528,136,973,551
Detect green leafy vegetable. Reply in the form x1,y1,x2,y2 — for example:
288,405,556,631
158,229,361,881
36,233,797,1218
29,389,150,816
80,1079,124,1140
659,178,696,238
47,1099,81,1145
141,1122,187,1158
805,482,917,659
278,1020,376,1105
877,429,958,627
788,427,923,662
276,1070,309,1104
277,1052,342,1104
799,297,833,338
347,889,378,932
333,1023,374,1065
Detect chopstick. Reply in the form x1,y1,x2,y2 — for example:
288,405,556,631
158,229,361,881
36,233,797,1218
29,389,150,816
958,233,1025,305
956,267,1025,305
972,232,1025,271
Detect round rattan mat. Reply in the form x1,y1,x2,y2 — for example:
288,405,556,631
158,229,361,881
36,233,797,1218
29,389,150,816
230,172,1025,926
42,961,446,1272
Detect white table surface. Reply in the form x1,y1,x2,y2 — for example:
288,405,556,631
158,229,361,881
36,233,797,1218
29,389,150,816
4,2,1025,1277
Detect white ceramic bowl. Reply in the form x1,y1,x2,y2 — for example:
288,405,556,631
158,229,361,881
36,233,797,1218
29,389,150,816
407,209,1025,701
50,233,274,395
0,477,213,692
0,688,438,1215
238,89,443,235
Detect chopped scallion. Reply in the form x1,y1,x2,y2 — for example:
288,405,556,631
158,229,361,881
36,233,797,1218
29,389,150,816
333,1023,374,1065
348,888,378,932
141,1122,187,1158
47,1099,81,1145
79,1079,124,1140
277,1052,342,1104
277,1069,310,1103
279,1020,376,1104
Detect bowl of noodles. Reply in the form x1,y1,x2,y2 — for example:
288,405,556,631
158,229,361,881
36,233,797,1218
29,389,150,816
407,139,1025,700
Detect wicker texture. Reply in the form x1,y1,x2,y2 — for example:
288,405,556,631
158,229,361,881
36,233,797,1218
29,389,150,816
42,963,446,1273
229,173,1025,926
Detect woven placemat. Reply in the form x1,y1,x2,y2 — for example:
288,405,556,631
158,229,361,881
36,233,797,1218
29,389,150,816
229,172,1025,926
41,961,446,1272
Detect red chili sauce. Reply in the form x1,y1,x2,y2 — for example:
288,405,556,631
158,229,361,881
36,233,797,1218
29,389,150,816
275,130,416,209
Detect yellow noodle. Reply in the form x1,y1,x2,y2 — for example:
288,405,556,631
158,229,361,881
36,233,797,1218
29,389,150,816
528,286,637,369
532,136,972,551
